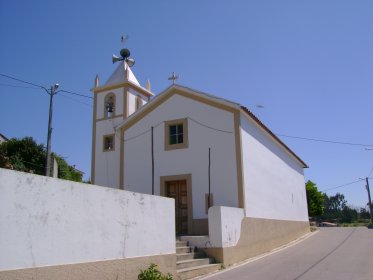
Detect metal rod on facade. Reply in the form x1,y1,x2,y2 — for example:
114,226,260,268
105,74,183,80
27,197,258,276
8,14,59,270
151,126,154,195
208,147,211,209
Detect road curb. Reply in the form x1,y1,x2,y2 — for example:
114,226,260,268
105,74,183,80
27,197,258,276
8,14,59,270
199,229,319,280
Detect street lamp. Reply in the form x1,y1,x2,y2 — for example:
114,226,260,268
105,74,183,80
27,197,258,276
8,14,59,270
45,83,59,176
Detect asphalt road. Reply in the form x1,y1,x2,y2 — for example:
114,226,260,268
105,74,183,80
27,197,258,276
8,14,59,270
202,227,373,280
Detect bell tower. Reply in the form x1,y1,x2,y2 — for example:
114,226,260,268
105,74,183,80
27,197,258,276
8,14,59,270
90,47,154,187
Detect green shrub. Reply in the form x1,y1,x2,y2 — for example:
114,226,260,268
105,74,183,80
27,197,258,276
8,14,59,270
137,264,173,280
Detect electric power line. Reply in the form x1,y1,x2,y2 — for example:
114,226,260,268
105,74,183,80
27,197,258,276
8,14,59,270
0,73,46,89
114,116,234,143
188,117,233,134
58,92,92,107
59,89,93,99
277,134,373,147
320,179,364,192
0,83,40,89
320,177,373,192
0,73,93,99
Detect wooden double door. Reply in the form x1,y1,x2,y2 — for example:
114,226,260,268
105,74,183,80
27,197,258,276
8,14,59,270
166,180,188,235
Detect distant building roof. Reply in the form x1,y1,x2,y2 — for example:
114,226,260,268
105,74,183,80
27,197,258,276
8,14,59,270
0,133,9,143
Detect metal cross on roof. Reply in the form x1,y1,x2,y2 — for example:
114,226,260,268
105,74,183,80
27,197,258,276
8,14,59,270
168,72,179,84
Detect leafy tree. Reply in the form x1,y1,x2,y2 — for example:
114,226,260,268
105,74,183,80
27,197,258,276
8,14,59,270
324,193,347,212
340,206,358,223
53,154,83,182
0,137,45,174
305,180,324,217
320,193,358,223
0,137,82,182
358,207,371,219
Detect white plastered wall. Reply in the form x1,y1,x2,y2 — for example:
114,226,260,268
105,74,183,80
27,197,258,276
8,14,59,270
0,168,175,271
94,117,122,188
94,87,124,188
240,113,308,221
127,89,148,116
123,93,238,219
94,86,149,188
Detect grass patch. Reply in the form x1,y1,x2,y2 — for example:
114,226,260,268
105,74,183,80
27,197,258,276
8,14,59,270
340,222,369,227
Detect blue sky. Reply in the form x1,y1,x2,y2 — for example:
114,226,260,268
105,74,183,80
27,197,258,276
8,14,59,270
1,1,372,208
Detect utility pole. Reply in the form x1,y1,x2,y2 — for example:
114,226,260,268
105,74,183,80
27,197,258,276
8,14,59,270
45,84,59,176
365,177,373,224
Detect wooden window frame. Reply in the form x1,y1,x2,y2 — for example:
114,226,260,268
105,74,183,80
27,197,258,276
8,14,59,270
103,134,115,152
164,118,188,151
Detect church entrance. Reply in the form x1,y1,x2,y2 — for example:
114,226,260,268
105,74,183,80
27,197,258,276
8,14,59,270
160,174,193,235
166,180,188,235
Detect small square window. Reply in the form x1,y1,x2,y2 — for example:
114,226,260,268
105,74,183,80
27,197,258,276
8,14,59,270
165,118,188,150
103,135,115,151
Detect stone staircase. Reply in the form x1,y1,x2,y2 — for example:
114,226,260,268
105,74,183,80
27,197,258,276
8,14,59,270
176,240,220,280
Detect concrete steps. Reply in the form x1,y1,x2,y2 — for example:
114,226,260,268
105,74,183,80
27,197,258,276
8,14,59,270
176,239,220,279
177,264,221,280
177,252,206,262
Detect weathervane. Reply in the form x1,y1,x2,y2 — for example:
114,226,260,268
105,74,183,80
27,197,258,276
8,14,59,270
112,35,135,67
121,35,128,44
168,72,179,84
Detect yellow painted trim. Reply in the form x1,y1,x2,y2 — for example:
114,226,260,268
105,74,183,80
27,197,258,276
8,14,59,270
135,95,142,111
119,88,236,132
160,174,193,235
91,93,98,183
96,114,124,123
164,118,189,151
177,91,236,114
125,89,130,118
92,81,153,98
123,85,129,119
234,111,245,209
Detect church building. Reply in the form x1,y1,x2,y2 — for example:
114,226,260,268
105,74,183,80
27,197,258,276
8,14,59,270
91,48,310,264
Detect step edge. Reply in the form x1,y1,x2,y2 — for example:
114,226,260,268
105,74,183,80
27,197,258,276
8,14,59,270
177,263,221,273
176,258,211,265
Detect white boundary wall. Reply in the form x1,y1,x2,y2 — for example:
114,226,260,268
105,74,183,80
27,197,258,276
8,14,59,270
0,168,175,271
180,206,244,248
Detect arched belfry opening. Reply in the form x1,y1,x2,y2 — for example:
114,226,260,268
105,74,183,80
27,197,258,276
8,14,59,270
104,93,115,118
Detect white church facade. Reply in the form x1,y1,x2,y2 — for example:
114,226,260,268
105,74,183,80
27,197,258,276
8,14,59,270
91,56,310,264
